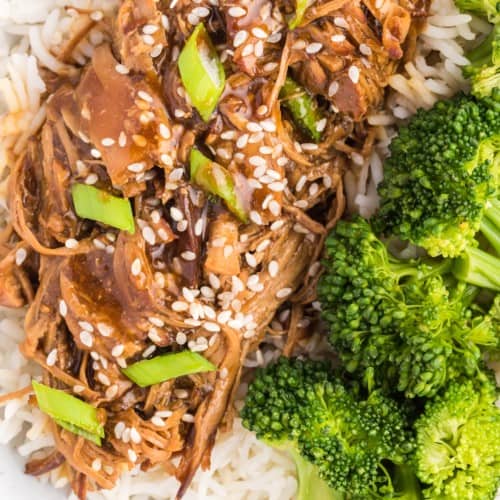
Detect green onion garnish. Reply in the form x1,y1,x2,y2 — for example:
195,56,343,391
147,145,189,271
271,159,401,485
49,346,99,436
190,149,247,222
32,381,104,445
71,183,135,234
280,77,324,142
178,23,226,122
288,0,308,29
121,351,216,388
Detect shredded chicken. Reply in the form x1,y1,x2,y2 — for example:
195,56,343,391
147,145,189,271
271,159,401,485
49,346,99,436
0,0,429,497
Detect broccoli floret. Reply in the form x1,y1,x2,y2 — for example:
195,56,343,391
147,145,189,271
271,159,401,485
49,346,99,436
464,25,500,99
414,376,500,499
454,0,500,23
242,357,418,499
318,216,498,398
374,94,500,278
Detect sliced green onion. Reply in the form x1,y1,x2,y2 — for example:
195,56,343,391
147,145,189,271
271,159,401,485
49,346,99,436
55,419,102,446
280,77,324,142
122,351,216,388
71,183,135,234
178,23,226,122
32,381,104,444
190,149,247,222
288,0,308,30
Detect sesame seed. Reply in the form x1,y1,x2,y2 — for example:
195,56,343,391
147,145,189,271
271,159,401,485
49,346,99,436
130,427,142,444
127,162,145,173
58,300,67,317
359,43,372,56
182,287,195,303
269,200,281,216
142,345,157,358
234,30,248,47
182,413,195,423
172,300,189,312
268,181,285,192
114,422,125,439
193,6,210,17
268,261,279,277
170,207,183,221
142,226,156,245
241,44,254,57
294,200,308,208
147,318,163,329
204,322,220,332
80,331,93,348
247,122,262,133
73,385,85,394
92,458,102,472
177,220,188,232
316,118,327,132
90,10,103,22
209,273,221,289
101,137,115,147
249,156,266,168
260,120,276,132
142,24,159,35
348,66,360,84
105,385,118,399
46,349,57,367
151,416,165,427
181,251,196,261
276,288,293,299
150,44,163,58
331,34,346,43
254,40,264,57
138,90,153,103
15,248,27,266
78,321,93,332
223,245,233,258
252,27,267,39
131,258,142,276
117,357,127,368
306,42,323,54
250,210,263,225
97,323,113,337
84,173,98,185
65,238,78,249
111,344,124,357
115,64,129,75
159,122,171,139
176,332,187,345
328,81,339,97
245,252,257,267
270,220,285,231
148,328,162,343
142,34,155,45
334,17,348,29
228,6,246,17
263,62,278,72
90,148,101,159
97,372,110,386
235,134,248,149
128,449,137,463
122,428,131,443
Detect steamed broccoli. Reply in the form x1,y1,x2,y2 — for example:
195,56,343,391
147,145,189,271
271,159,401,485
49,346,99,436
374,94,500,287
454,0,500,23
414,376,500,499
463,25,500,99
318,216,499,398
242,357,418,499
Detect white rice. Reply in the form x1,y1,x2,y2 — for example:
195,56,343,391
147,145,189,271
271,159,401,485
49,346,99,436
0,0,488,498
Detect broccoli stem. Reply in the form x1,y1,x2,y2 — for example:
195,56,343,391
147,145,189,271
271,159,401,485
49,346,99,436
392,464,423,500
480,197,500,254
388,257,452,282
289,449,345,500
453,246,500,291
